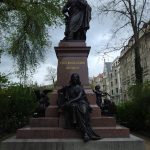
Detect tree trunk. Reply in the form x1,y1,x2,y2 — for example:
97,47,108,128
134,42,143,84
52,78,55,85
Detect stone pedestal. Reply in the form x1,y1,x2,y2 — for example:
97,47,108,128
15,40,130,139
55,41,90,87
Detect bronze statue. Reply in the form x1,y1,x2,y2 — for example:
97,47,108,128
57,73,101,142
93,85,108,109
93,85,116,116
62,0,91,41
33,90,50,117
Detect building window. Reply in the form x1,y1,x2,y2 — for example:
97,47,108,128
115,70,117,76
124,94,127,100
112,90,114,95
116,88,118,93
111,82,113,87
115,79,118,84
110,73,113,78
143,58,147,69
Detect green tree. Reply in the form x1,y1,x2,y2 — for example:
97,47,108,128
97,0,150,84
0,0,63,77
0,73,9,84
0,83,37,132
117,82,150,131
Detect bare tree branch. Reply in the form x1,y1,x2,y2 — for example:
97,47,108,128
96,35,132,55
113,21,131,36
138,0,147,29
45,66,57,85
98,7,131,19
97,0,150,83
133,0,138,28
122,0,130,14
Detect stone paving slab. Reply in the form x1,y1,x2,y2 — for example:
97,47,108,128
0,135,145,150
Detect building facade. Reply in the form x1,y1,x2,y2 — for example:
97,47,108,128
119,22,150,100
92,61,122,104
90,73,104,90
91,22,150,102
109,57,122,103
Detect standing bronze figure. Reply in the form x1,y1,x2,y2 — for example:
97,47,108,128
93,85,116,116
57,73,101,142
62,0,92,41
93,85,107,109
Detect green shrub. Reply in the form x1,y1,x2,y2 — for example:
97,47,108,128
117,82,150,132
117,101,144,130
0,84,37,132
0,74,9,84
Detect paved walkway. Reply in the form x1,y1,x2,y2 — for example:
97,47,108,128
1,132,150,150
132,133,150,150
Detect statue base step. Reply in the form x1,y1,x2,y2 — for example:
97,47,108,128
15,91,130,139
0,135,145,150
16,126,129,139
49,91,97,105
29,117,116,127
45,105,101,118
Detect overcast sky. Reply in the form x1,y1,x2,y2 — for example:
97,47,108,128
0,0,121,85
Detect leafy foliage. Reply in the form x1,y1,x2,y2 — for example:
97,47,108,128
0,82,37,132
117,82,150,131
0,0,64,76
0,73,9,84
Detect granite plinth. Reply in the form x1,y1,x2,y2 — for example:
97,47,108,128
58,40,86,47
30,117,116,128
16,126,129,139
49,91,97,105
45,105,101,118
55,41,90,87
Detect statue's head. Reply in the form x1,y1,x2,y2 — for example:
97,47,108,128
70,73,81,85
95,85,100,90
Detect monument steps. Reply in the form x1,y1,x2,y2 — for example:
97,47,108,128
16,92,130,139
16,93,130,139
45,105,101,117
30,117,116,127
50,92,97,105
16,126,129,139
30,118,59,127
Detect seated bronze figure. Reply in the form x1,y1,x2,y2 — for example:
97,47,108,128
57,73,101,142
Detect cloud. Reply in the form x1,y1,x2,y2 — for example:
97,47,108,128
0,0,120,85
88,55,104,77
32,62,57,85
0,55,15,74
